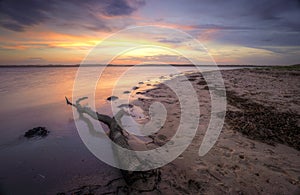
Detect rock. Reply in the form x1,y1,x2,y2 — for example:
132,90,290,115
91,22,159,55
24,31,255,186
106,96,119,101
188,179,204,192
123,91,130,94
24,126,49,138
189,75,200,78
136,91,145,95
132,86,139,90
157,134,167,141
118,104,134,108
239,154,245,159
203,86,209,90
138,81,144,84
197,80,207,85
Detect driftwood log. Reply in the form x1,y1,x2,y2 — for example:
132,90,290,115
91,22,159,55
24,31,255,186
65,97,161,193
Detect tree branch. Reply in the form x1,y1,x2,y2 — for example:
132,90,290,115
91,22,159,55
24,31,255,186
65,96,161,192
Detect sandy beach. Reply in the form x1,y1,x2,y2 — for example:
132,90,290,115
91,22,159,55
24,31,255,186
57,66,300,194
149,67,300,194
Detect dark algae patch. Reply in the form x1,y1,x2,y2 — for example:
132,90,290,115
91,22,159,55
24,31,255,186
24,126,49,138
226,90,300,150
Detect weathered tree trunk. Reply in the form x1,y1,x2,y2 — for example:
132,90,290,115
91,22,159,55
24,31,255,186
65,97,161,192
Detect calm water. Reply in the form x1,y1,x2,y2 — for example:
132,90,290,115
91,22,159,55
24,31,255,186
0,66,238,194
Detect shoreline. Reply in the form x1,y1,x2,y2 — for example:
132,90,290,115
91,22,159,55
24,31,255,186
61,67,300,194
124,67,300,194
0,64,279,68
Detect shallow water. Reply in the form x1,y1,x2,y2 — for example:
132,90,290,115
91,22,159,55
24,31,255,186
0,65,238,194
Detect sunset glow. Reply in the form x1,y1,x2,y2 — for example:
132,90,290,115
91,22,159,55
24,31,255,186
0,0,299,65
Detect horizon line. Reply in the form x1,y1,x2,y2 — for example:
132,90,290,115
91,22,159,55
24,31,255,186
0,64,298,68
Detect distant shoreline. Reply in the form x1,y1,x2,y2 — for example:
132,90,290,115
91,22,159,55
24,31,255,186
0,64,288,68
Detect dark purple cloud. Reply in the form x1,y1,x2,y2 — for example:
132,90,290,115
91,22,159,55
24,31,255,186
160,0,300,33
0,0,145,32
191,24,254,31
0,0,52,31
1,22,24,32
103,0,145,16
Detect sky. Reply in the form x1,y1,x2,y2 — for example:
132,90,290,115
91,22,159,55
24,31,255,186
0,0,299,65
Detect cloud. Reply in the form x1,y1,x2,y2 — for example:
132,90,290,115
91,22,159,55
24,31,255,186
183,0,300,48
1,22,24,32
112,53,192,65
192,24,254,31
145,0,300,32
247,46,300,56
157,37,186,44
28,57,45,61
0,0,51,31
213,30,300,48
0,0,145,32
104,0,145,16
